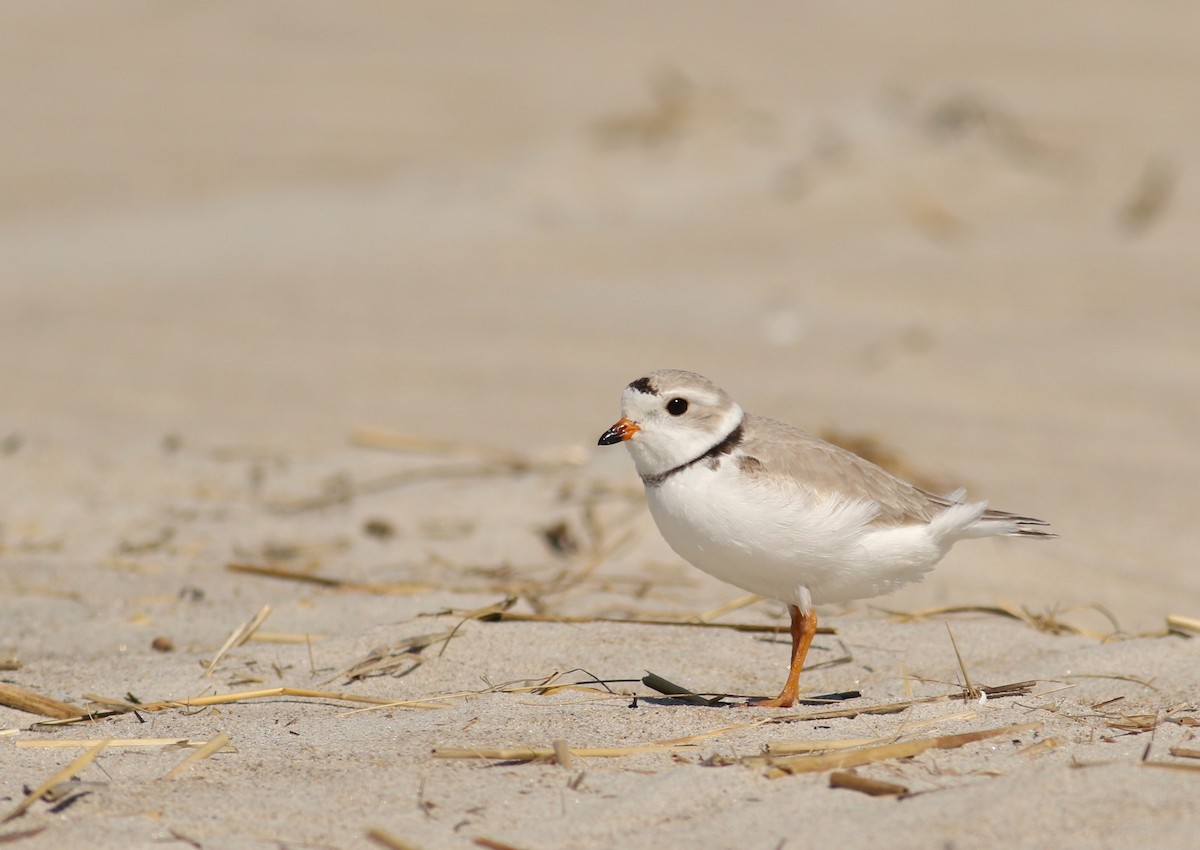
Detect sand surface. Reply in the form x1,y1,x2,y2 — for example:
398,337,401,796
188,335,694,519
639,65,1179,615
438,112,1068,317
2,3,1199,848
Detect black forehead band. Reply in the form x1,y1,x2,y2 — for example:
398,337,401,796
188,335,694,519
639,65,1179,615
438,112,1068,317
627,376,657,395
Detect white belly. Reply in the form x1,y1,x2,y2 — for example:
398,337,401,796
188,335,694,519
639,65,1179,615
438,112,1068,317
645,463,948,610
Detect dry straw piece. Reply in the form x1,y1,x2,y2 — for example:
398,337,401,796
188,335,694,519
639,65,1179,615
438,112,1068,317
0,683,86,719
204,604,272,677
433,688,1042,767
267,426,585,514
755,722,1043,776
1142,761,1200,774
473,836,528,850
464,603,836,636
883,602,1122,640
765,681,1036,723
1166,613,1200,634
227,562,432,595
3,739,110,823
366,827,424,850
33,687,447,728
248,631,328,644
16,738,236,750
325,630,458,685
434,742,698,762
763,708,979,755
161,732,231,780
828,771,909,796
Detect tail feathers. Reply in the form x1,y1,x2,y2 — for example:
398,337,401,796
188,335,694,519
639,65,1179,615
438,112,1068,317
928,492,1057,540
978,507,1057,539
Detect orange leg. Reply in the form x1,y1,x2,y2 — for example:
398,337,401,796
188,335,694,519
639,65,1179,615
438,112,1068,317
750,605,816,708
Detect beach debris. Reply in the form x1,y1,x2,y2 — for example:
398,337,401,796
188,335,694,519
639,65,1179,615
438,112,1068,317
362,518,397,539
227,562,432,595
641,672,725,706
266,427,585,514
3,739,109,823
325,631,458,685
829,771,909,797
30,687,447,729
433,686,1044,770
203,605,272,678
0,683,86,719
945,623,979,700
752,722,1042,777
882,602,1123,640
161,732,232,780
1166,613,1200,635
366,827,424,850
15,738,237,751
539,520,580,557
473,837,527,850
466,604,837,636
1117,156,1175,235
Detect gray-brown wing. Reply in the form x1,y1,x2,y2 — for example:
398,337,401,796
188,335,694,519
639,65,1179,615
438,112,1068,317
738,414,943,526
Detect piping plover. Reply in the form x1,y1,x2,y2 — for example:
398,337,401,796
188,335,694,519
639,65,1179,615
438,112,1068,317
598,369,1055,708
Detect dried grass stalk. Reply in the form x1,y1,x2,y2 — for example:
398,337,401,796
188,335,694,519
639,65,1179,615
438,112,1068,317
326,631,456,684
883,602,1120,640
3,739,110,822
16,738,235,750
764,709,979,755
695,595,762,622
945,623,979,699
248,632,328,644
1143,761,1200,774
764,737,885,755
351,427,525,461
551,739,575,768
477,610,834,635
204,605,272,678
161,732,231,779
366,827,423,850
34,687,447,727
134,687,447,713
762,722,1041,775
473,836,528,850
434,742,696,762
1166,614,1200,634
268,430,584,514
1018,738,1061,758
766,682,1035,723
227,562,433,594
829,771,908,796
0,683,85,719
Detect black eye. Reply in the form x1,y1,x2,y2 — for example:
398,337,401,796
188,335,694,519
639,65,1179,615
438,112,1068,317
666,397,688,416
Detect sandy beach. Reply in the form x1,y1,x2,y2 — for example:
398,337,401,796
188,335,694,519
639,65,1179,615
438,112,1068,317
2,3,1199,848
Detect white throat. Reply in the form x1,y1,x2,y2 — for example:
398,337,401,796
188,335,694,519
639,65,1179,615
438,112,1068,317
625,401,744,481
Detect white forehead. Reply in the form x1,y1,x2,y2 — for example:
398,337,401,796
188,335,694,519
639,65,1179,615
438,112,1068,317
624,369,725,399
620,369,734,416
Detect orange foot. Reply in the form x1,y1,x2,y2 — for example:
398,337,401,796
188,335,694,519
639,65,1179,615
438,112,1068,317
747,604,816,709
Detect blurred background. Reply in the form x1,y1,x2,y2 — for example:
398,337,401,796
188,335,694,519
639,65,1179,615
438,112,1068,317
2,1,1198,625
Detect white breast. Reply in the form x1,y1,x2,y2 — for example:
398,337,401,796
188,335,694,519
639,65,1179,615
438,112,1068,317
644,456,951,611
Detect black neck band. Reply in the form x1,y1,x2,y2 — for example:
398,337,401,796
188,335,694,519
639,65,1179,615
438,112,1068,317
641,420,744,487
